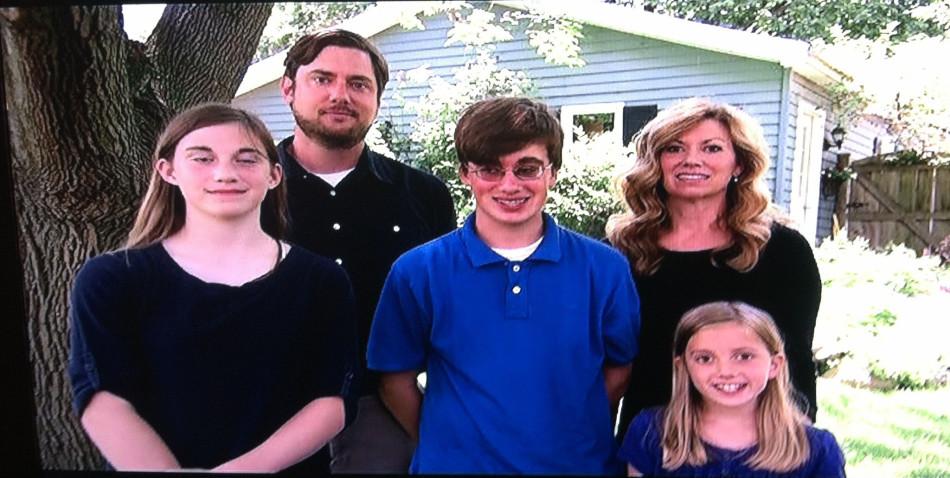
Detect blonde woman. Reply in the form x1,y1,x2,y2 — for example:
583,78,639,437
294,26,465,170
68,104,358,473
607,98,821,437
619,301,844,477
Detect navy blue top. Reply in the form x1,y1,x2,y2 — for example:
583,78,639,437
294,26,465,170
619,408,846,477
368,213,641,474
68,243,359,473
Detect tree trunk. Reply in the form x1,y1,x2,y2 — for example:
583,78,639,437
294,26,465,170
0,4,270,469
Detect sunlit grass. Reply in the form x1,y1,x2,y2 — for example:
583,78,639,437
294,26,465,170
818,378,950,477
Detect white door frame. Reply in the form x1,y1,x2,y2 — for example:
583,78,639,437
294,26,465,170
790,100,825,244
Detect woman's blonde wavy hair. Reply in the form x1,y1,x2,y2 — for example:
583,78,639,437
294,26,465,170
607,98,780,275
662,301,811,472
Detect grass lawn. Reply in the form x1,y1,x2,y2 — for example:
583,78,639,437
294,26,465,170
818,377,950,477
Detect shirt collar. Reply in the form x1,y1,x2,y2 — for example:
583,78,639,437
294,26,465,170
460,212,562,267
277,136,395,185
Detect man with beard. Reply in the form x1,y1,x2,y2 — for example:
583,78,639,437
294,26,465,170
277,29,457,473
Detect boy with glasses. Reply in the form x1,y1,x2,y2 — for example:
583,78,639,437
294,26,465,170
367,97,640,474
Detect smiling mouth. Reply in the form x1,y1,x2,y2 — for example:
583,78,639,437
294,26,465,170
207,189,247,194
495,197,530,208
675,173,711,180
713,383,748,393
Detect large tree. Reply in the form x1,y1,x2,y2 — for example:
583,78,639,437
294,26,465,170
0,4,271,469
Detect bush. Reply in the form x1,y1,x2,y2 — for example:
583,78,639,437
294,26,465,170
814,234,946,297
547,130,628,238
813,234,950,390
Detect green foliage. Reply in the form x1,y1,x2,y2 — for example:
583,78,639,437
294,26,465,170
812,234,950,391
254,2,374,61
376,3,615,236
821,165,857,183
548,130,628,238
506,8,586,67
612,0,950,46
815,234,945,295
860,309,898,335
886,89,950,158
828,80,871,128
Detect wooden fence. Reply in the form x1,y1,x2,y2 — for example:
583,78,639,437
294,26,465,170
835,155,949,254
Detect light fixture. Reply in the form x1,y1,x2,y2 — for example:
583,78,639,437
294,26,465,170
831,125,846,149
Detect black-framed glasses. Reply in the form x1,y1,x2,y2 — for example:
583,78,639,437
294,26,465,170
467,163,552,181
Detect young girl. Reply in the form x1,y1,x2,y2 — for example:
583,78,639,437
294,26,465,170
619,301,845,477
68,104,359,473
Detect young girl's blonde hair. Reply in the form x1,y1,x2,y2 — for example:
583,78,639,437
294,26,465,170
661,301,810,472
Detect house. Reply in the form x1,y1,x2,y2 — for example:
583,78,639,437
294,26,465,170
233,0,888,244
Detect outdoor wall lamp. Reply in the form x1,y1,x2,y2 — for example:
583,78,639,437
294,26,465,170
831,125,846,149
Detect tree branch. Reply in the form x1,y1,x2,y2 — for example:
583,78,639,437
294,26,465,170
147,3,272,111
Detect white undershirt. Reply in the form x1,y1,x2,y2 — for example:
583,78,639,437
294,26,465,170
313,167,355,187
491,236,544,262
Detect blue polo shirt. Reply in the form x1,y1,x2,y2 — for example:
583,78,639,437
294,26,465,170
367,213,640,474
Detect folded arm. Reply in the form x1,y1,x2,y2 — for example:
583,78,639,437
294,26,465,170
80,391,180,471
213,395,345,473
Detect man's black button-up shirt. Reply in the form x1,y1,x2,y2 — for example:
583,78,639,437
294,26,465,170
277,136,457,393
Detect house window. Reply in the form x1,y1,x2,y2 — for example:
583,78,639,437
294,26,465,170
559,103,657,157
560,103,624,149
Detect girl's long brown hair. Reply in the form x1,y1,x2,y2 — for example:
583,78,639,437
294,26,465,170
125,103,287,248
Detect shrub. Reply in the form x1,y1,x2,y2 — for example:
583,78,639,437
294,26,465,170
813,234,950,390
547,129,628,238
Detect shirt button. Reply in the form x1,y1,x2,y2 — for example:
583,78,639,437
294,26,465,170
512,285,522,294
332,223,341,231
330,190,336,197
335,258,343,265
393,225,401,232
512,264,521,272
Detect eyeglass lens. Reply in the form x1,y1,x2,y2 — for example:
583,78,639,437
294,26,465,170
475,163,546,181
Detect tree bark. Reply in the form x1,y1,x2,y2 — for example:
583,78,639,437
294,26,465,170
0,4,270,470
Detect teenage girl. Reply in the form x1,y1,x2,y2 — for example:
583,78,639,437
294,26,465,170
68,104,359,473
619,301,845,477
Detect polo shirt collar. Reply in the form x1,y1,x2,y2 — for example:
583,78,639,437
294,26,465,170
460,212,562,267
277,136,395,185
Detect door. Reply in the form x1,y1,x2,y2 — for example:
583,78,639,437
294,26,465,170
790,100,826,244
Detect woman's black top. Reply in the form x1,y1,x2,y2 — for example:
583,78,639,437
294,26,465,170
618,223,821,438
